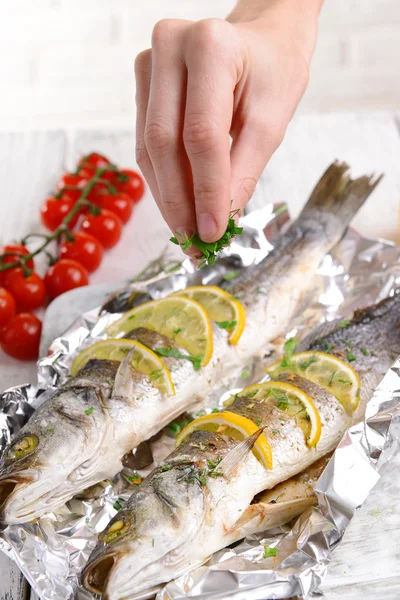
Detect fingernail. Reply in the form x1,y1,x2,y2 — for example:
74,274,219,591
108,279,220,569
198,213,217,241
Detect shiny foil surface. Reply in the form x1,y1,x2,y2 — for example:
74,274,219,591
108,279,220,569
1,202,400,600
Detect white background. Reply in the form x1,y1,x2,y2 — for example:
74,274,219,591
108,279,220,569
0,0,400,131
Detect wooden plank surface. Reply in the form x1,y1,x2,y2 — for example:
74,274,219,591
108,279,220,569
1,112,400,599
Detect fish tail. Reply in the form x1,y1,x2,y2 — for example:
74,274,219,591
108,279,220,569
298,161,382,236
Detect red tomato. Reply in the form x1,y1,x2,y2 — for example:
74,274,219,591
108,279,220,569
80,209,122,249
96,192,134,224
78,152,110,170
44,259,89,300
0,243,34,271
0,313,42,361
41,195,82,231
59,232,103,273
3,268,46,312
0,288,16,328
56,173,89,201
116,169,144,203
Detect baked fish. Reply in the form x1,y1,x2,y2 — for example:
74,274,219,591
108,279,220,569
0,163,378,525
82,293,400,599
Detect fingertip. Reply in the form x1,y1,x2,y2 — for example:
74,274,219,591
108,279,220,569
197,212,222,243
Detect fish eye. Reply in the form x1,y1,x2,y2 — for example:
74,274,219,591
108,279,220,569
7,435,39,460
99,519,130,544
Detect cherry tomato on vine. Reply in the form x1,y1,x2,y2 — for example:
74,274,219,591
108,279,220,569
0,243,34,271
80,209,122,249
59,232,103,273
41,195,82,231
44,259,89,300
56,173,89,201
116,169,144,203
95,192,134,224
3,268,46,312
0,288,16,328
78,152,110,170
0,313,42,360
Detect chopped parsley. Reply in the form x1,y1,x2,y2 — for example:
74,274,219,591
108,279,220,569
84,407,94,415
170,209,243,267
173,328,182,336
263,545,278,559
124,472,142,484
113,498,126,511
328,371,336,387
280,337,298,367
338,378,351,385
360,347,369,356
255,418,263,426
211,407,219,413
346,351,356,362
128,314,136,320
272,429,279,435
47,426,55,432
216,320,237,330
316,339,334,353
241,367,250,379
223,271,240,281
338,320,351,329
155,347,202,371
196,410,206,417
271,389,290,410
161,465,172,472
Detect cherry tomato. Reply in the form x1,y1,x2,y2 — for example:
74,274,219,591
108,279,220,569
0,288,16,328
3,268,46,312
41,195,83,231
59,232,103,273
78,152,110,170
56,173,89,201
0,243,34,271
44,259,89,300
116,169,144,203
0,313,42,361
95,192,134,224
80,209,122,249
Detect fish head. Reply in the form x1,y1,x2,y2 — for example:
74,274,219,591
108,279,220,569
82,454,208,599
0,384,112,525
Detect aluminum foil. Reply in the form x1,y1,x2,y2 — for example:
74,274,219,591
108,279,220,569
1,201,400,600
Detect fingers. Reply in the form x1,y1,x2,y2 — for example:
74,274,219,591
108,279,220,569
183,20,238,242
144,20,197,242
135,49,163,215
230,116,286,213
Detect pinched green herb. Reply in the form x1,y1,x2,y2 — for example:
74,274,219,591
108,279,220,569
263,545,278,558
338,320,351,329
155,347,202,371
216,320,237,330
280,337,298,367
346,351,356,362
170,209,243,267
84,407,94,416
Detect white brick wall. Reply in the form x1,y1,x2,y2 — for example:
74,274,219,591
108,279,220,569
0,0,399,130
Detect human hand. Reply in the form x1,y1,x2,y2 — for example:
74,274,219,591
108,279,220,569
135,1,320,249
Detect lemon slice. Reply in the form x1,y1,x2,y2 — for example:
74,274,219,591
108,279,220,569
106,296,213,367
70,339,175,396
265,351,360,415
228,381,322,447
173,285,246,345
176,411,273,469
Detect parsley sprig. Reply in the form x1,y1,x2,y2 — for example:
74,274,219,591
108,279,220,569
170,209,243,267
155,347,202,371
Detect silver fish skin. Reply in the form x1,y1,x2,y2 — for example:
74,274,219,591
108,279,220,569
82,293,400,599
0,163,378,525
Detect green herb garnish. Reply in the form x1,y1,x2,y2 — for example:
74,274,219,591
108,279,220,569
161,465,172,472
281,337,298,367
255,418,263,426
338,320,351,329
328,371,336,387
299,354,318,370
113,498,126,511
211,408,219,413
149,368,163,381
241,367,250,379
223,271,239,281
124,471,141,484
155,347,202,371
338,378,351,385
360,347,369,356
173,328,182,336
263,545,278,558
170,209,243,267
216,320,237,330
346,351,356,362
47,426,55,432
84,407,94,415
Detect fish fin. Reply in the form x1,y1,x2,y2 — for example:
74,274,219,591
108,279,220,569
218,427,265,479
298,161,382,230
113,349,135,397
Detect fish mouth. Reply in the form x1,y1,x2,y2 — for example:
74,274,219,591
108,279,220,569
0,475,36,528
83,552,119,595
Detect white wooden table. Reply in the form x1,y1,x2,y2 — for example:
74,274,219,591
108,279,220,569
1,112,400,600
